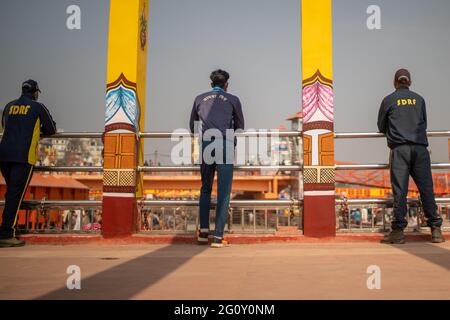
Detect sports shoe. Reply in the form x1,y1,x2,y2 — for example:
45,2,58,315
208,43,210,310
380,229,405,244
210,237,229,248
0,238,26,248
197,229,209,244
431,227,445,243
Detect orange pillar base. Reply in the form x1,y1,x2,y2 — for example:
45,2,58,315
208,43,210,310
303,195,336,237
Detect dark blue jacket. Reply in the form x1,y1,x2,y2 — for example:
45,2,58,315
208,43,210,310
0,94,56,164
377,86,428,149
189,87,244,138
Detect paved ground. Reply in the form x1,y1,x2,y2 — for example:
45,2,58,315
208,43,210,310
0,241,449,300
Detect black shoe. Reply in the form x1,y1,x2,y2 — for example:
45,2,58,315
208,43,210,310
0,238,26,248
210,237,229,248
381,229,405,244
431,227,445,243
197,229,209,244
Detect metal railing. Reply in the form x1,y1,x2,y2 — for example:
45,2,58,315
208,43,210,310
0,199,299,234
0,200,102,209
0,132,104,139
140,130,302,138
336,163,450,170
35,166,103,172
44,132,103,139
3,129,448,139
138,130,302,172
1,129,301,212
34,163,450,173
1,130,302,139
334,130,450,232
27,129,450,173
335,199,450,232
5,196,450,210
0,199,299,209
30,130,302,172
334,130,450,139
137,129,302,233
336,198,450,205
137,165,301,172
141,199,300,207
142,206,299,233
334,130,450,170
2,129,450,234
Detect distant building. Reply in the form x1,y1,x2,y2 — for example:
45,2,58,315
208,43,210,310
52,129,70,164
285,111,304,199
37,129,103,167
285,111,303,167
81,138,103,166
190,112,304,170
271,124,291,166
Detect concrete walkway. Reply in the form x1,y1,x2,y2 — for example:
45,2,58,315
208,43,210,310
0,242,449,300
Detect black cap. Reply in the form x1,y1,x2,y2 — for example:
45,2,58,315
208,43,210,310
394,69,411,84
22,79,41,93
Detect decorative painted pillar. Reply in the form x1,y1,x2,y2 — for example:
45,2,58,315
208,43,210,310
102,0,148,237
301,0,336,237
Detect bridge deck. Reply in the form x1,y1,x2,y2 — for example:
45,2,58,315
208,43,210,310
0,240,449,299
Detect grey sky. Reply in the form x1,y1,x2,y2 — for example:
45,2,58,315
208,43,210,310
1,0,449,164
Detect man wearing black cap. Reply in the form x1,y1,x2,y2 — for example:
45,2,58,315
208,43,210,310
378,69,444,244
0,80,56,247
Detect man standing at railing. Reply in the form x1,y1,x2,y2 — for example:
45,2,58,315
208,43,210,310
377,69,444,244
0,80,57,247
189,69,244,248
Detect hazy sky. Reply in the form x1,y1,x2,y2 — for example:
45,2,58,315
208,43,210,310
1,0,449,164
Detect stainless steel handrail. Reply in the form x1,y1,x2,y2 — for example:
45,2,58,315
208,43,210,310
334,130,450,139
336,163,450,170
33,165,301,172
3,130,448,140
0,132,104,139
139,130,301,138
137,165,302,172
35,166,103,172
0,199,300,208
0,200,103,208
336,198,450,205
141,199,301,207
31,163,450,172
44,132,104,139
3,197,447,209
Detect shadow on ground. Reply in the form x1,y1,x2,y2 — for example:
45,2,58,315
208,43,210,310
35,234,450,299
36,241,209,300
388,233,450,271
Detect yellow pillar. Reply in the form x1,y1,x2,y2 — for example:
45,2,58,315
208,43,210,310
102,0,148,237
301,0,336,237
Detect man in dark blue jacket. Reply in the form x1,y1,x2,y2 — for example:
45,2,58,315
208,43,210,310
189,70,244,248
378,69,444,244
0,80,57,247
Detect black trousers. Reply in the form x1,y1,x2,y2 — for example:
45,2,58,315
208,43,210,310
0,162,34,238
389,144,442,230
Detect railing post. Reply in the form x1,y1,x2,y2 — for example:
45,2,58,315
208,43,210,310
102,0,148,238
301,0,336,237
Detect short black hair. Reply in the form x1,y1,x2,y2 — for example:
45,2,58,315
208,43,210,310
210,69,229,88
